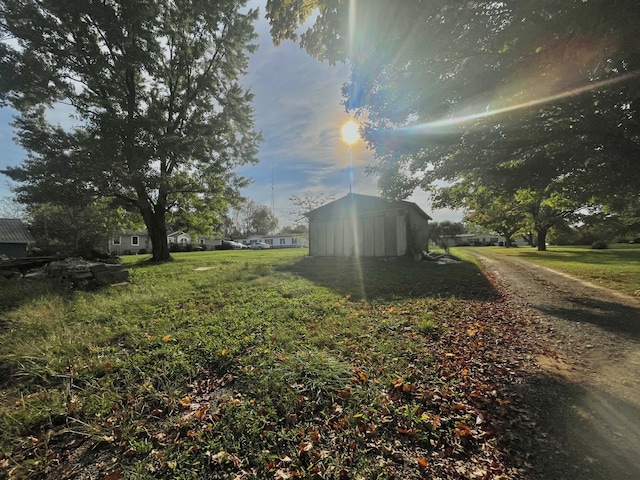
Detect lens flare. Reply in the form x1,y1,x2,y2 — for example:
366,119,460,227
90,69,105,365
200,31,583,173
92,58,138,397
396,71,639,137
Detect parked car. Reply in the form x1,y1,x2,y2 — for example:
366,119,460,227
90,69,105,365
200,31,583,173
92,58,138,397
249,241,270,250
215,240,247,250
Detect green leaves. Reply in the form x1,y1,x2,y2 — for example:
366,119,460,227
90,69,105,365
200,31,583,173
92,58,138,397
1,0,262,261
267,1,640,246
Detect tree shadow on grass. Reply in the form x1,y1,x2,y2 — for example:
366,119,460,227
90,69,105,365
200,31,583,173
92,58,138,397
277,256,500,301
503,371,640,480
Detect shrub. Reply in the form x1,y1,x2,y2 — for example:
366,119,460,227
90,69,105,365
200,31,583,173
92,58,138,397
591,240,609,249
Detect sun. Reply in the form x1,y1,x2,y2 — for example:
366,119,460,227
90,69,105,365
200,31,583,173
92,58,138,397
341,120,359,145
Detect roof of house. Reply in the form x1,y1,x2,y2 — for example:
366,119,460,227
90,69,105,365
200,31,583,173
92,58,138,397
167,231,189,238
121,229,150,236
0,218,35,244
305,193,432,222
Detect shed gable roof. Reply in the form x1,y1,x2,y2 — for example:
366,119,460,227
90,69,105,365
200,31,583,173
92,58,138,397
306,193,432,222
0,218,35,244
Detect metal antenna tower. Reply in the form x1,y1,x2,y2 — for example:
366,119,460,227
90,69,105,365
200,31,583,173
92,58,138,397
271,163,275,216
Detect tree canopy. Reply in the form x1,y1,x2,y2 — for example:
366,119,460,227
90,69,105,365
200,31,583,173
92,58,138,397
267,0,640,250
219,199,278,238
1,0,261,261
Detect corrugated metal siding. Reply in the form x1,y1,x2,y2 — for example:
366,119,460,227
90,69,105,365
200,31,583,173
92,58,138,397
310,213,411,257
363,217,375,256
396,215,407,256
408,210,430,252
0,219,34,244
307,194,430,257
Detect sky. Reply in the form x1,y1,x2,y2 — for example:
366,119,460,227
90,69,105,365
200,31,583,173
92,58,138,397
0,1,462,225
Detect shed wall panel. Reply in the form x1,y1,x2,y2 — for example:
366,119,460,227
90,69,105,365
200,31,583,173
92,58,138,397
325,221,335,256
334,220,345,256
343,219,355,256
363,218,375,256
309,222,318,255
384,215,397,256
356,218,364,257
374,216,385,256
396,215,407,256
409,210,430,252
317,222,327,256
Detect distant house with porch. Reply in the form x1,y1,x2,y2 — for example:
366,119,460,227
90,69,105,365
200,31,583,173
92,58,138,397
167,231,191,248
305,193,432,257
0,218,35,258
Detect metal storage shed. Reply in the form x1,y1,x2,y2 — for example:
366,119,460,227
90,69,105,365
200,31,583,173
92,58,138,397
305,193,432,257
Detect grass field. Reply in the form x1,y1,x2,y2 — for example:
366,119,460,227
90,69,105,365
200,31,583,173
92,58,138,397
464,244,640,297
1,249,515,479
2,245,638,478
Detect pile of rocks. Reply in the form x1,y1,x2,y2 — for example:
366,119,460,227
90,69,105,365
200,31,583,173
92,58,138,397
24,258,129,289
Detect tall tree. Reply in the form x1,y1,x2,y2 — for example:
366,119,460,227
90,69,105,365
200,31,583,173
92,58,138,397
266,1,640,249
427,221,466,245
248,204,278,235
288,191,335,226
435,178,520,246
0,0,261,261
27,200,137,255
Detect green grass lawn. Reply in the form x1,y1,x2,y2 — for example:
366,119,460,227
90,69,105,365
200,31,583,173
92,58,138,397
0,249,523,478
462,244,640,297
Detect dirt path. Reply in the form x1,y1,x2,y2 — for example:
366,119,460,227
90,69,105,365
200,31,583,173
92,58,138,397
466,250,640,480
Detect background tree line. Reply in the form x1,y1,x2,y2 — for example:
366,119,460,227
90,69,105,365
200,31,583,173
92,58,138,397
3,2,639,257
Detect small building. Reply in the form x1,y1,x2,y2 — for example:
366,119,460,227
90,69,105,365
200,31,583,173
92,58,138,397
241,234,307,249
306,193,432,257
108,230,152,255
195,236,224,250
442,233,531,247
0,218,35,258
167,231,191,247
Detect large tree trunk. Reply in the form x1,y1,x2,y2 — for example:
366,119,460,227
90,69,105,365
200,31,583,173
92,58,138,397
147,209,171,262
138,199,172,262
537,228,548,251
503,233,513,248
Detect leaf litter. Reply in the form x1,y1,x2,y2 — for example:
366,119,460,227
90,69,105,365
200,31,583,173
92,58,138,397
2,262,571,479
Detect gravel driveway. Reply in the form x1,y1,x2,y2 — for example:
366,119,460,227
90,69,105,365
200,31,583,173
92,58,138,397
466,249,640,480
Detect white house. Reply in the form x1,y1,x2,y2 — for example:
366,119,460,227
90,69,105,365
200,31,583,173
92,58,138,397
109,230,152,255
241,234,307,248
441,233,532,247
167,231,191,247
